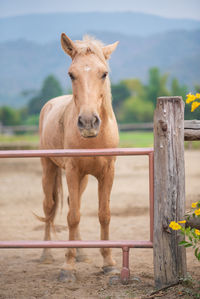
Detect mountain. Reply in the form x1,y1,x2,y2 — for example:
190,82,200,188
0,29,200,107
0,12,200,43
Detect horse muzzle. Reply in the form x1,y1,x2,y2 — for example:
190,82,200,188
77,113,101,138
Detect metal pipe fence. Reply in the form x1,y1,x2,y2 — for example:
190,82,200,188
0,147,154,283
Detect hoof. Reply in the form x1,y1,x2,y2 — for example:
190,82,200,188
108,276,120,285
58,269,77,283
102,266,120,275
39,253,54,264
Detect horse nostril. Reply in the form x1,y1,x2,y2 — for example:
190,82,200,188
93,115,100,129
78,114,101,131
78,116,84,129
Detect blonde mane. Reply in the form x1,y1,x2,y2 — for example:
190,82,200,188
74,35,107,65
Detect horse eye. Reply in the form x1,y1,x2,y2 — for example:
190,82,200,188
101,72,108,79
68,72,75,81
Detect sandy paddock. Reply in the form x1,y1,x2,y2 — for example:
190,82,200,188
0,151,199,298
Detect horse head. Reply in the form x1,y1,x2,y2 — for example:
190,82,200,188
61,33,118,138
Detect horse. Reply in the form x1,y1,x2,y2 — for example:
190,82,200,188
39,33,119,281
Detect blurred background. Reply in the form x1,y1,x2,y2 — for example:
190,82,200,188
0,0,200,148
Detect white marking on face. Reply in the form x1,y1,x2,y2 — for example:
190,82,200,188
84,66,91,72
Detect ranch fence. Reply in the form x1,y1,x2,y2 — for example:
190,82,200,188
0,96,200,288
0,147,154,285
0,123,154,134
0,124,38,135
120,120,200,136
1,120,200,136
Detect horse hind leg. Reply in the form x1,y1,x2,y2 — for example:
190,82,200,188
40,157,62,264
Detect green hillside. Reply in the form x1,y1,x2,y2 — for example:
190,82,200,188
0,30,199,107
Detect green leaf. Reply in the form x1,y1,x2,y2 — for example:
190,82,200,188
184,243,193,248
179,241,189,246
189,236,193,242
195,248,199,258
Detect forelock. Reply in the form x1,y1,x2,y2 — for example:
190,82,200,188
74,35,106,62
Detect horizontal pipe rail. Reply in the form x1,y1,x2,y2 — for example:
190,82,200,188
0,148,154,158
0,240,153,249
0,147,154,283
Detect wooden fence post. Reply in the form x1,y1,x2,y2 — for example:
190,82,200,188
153,96,187,288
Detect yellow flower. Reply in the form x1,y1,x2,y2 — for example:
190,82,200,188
191,101,200,112
195,229,200,236
186,93,196,104
178,220,186,224
169,221,176,227
169,221,181,230
194,209,200,216
173,223,181,230
196,93,200,99
192,202,198,208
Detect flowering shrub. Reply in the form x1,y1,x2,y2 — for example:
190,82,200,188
169,201,200,261
186,93,200,112
169,94,200,260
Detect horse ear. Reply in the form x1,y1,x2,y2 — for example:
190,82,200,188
102,41,119,60
61,33,77,58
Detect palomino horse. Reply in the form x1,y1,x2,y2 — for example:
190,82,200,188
39,33,119,281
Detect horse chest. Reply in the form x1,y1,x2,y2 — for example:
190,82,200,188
68,156,115,177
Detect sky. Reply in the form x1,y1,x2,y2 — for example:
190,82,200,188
0,0,200,20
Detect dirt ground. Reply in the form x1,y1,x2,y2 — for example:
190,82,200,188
0,150,199,299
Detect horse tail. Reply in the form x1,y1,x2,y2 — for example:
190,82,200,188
34,167,63,228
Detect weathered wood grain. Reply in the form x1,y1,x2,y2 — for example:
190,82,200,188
184,129,200,141
184,120,200,129
184,120,200,140
153,96,187,288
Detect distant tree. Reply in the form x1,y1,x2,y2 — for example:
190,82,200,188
145,67,170,107
111,82,131,115
0,106,21,125
28,75,63,115
19,107,28,122
117,79,154,123
118,97,154,123
170,78,192,119
121,79,146,99
171,78,188,99
23,114,40,126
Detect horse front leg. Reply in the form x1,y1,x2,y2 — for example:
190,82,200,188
67,175,89,262
98,161,119,274
75,175,89,262
59,168,84,282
